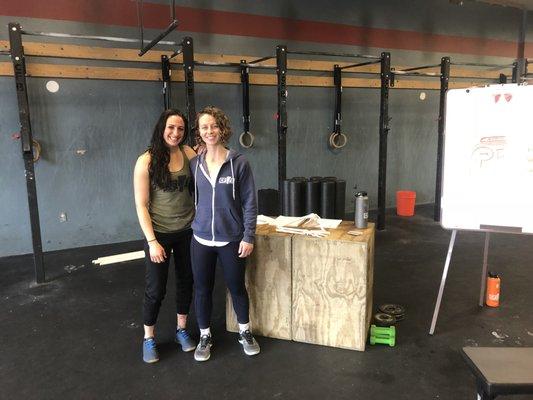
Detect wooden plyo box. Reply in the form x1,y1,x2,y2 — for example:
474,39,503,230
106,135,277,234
226,222,375,351
291,222,375,351
226,225,292,340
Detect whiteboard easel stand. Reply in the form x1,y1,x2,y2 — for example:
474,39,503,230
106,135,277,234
429,230,491,335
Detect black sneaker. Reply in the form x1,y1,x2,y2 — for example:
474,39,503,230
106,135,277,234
238,330,260,356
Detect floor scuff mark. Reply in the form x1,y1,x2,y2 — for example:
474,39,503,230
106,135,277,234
64,264,85,273
122,319,140,329
491,330,509,341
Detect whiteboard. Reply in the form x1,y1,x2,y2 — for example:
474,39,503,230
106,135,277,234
440,84,533,234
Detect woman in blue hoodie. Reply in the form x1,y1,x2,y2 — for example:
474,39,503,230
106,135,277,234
190,106,259,362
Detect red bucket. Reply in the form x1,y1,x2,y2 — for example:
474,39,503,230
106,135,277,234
396,190,416,216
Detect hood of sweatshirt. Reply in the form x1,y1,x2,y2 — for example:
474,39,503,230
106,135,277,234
193,149,240,203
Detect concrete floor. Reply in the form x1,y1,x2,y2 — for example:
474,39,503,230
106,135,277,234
1,205,532,399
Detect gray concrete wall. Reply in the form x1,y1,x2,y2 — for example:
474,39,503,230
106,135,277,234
0,0,527,256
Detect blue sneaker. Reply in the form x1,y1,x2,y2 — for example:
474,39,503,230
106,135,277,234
143,337,159,363
175,328,196,352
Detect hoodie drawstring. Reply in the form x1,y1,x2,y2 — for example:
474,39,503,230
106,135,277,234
194,157,199,209
230,158,235,200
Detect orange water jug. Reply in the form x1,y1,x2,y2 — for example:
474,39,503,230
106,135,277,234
486,272,500,307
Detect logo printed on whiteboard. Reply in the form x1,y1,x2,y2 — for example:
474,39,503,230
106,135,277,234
493,93,512,103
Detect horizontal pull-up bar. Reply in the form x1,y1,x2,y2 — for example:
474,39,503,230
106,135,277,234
248,56,274,64
19,29,181,47
138,19,179,56
287,50,381,60
340,59,381,70
196,60,246,67
194,60,277,70
451,61,514,69
393,70,441,77
400,64,441,72
450,74,511,80
194,59,382,75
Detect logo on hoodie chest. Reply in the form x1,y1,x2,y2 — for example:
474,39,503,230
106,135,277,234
218,176,235,184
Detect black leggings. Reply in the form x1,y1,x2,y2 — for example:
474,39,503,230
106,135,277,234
143,229,193,326
191,237,249,329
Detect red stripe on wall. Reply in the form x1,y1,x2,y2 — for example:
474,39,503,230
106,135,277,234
0,0,521,58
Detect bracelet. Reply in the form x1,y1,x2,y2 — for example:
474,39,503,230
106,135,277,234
147,238,157,243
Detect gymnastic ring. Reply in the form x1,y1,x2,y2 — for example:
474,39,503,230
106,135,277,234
239,131,255,148
32,139,42,162
329,132,347,149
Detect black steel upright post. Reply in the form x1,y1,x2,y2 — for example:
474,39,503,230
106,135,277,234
514,9,527,84
276,45,288,204
333,65,342,135
182,37,195,146
512,61,518,83
514,59,526,83
9,23,45,283
377,52,391,231
434,57,450,222
240,60,250,134
161,54,172,109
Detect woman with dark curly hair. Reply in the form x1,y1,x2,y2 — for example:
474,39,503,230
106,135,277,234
189,106,259,362
133,109,197,363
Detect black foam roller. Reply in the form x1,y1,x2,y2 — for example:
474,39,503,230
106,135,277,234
334,179,346,220
320,180,336,218
258,189,280,216
322,176,337,181
289,179,304,216
282,180,291,216
309,176,322,182
305,179,321,215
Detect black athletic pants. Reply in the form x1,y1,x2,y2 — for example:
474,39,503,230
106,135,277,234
143,229,193,326
191,237,250,329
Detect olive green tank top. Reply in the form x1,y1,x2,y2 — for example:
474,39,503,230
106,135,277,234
149,147,194,233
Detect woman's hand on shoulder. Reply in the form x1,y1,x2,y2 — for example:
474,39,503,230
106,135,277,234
182,145,198,160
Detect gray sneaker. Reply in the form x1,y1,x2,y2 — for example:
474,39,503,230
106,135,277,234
194,334,212,362
238,330,260,356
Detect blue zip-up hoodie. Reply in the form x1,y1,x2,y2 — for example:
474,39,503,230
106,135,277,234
190,149,257,244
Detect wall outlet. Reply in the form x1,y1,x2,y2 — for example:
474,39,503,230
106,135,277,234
59,212,67,222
